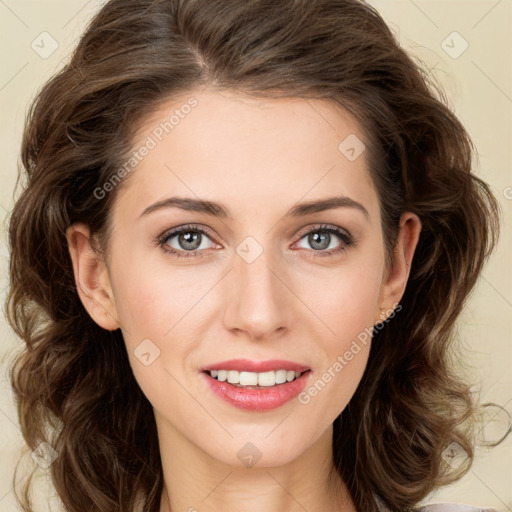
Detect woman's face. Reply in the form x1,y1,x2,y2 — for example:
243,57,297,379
68,87,419,468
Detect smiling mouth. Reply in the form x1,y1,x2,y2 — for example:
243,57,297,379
203,369,310,389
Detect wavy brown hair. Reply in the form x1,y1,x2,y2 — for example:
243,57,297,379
6,0,500,511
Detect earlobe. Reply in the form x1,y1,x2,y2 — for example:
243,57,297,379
375,212,422,324
66,223,121,331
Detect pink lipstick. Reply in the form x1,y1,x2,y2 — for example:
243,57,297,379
200,359,311,411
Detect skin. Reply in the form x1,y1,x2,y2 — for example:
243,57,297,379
66,87,421,512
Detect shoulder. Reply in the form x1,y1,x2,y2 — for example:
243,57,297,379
414,504,498,512
373,494,497,512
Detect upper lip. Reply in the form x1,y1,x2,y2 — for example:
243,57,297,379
201,359,310,373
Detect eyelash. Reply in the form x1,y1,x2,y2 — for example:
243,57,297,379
157,223,355,259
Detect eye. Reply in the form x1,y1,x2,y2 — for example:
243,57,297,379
158,224,218,258
293,224,354,257
157,223,355,259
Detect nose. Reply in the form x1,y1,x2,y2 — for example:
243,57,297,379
222,241,292,341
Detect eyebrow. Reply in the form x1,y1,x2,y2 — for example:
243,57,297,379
140,195,369,220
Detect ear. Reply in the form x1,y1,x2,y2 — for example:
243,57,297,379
375,212,422,324
66,223,121,331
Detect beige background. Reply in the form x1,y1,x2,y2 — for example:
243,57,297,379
0,0,510,510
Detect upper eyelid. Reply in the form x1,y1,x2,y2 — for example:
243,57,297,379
159,223,352,246
159,224,214,240
296,224,351,239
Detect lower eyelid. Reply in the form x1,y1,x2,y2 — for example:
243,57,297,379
294,234,351,254
160,232,217,253
158,225,353,256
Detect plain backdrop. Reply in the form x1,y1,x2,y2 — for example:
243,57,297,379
0,1,511,510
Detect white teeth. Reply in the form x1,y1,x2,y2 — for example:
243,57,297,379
275,369,287,384
227,370,240,384
258,371,275,386
239,371,258,386
207,369,305,387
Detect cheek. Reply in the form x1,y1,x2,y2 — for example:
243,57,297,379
112,237,384,363
109,261,219,392
111,270,198,408
295,253,383,416
111,262,208,342
303,254,383,339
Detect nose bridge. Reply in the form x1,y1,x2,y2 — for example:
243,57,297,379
222,235,290,338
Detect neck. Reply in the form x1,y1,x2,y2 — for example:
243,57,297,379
156,414,356,512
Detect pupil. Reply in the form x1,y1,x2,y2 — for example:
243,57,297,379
180,231,201,250
310,232,329,250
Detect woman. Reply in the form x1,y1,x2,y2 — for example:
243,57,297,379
6,0,501,511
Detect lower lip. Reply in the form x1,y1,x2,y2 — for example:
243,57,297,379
201,371,311,411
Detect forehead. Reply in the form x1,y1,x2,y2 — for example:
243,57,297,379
112,87,379,223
